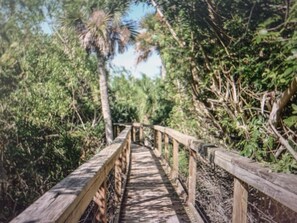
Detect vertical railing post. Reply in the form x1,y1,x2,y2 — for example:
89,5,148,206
122,146,127,174
94,181,107,223
132,125,136,142
157,131,162,155
115,153,122,204
126,132,131,172
172,139,179,180
139,125,144,145
154,130,157,150
116,125,120,138
164,134,169,162
188,150,197,206
232,178,248,223
113,125,116,139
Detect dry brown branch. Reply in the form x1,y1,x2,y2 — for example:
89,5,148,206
269,121,297,161
275,145,286,159
269,75,297,126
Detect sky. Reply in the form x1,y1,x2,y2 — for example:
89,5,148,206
111,3,162,78
41,3,161,78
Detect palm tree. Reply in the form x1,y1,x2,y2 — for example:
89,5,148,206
72,9,137,144
135,13,167,79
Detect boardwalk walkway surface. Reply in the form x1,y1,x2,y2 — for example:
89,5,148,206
120,145,193,223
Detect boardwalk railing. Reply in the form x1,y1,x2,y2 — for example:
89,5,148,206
12,126,131,223
115,123,297,223
12,123,297,223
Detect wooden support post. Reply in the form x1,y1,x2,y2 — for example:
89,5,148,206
187,150,197,205
132,126,136,142
116,126,120,138
115,154,122,204
113,125,116,139
122,146,127,174
139,125,144,145
93,181,107,223
157,131,162,155
164,134,169,162
126,141,130,173
154,130,157,150
232,178,248,223
126,132,131,172
172,139,179,180
128,131,131,149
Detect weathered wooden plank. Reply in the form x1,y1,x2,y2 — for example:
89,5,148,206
187,150,197,206
64,153,118,222
121,145,193,222
172,138,179,180
232,178,248,223
11,127,131,223
150,144,204,223
153,125,202,147
93,181,107,223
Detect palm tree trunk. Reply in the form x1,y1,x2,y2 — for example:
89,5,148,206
98,58,113,144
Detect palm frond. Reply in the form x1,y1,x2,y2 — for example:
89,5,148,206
135,31,156,64
63,5,136,59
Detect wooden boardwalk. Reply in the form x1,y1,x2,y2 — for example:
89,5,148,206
120,145,193,222
11,125,297,223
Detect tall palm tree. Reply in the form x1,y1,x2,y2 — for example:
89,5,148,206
72,9,137,144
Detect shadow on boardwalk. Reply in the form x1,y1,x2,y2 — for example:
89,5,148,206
120,145,192,222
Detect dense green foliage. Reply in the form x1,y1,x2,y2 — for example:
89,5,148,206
110,72,174,124
0,32,106,221
135,0,297,173
1,1,106,221
1,0,297,221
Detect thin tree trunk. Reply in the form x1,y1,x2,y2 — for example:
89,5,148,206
150,0,185,48
98,58,113,144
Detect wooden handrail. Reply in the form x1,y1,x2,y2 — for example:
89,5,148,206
11,122,297,222
12,126,131,223
118,123,297,222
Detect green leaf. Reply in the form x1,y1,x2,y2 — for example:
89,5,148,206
292,104,297,114
284,116,297,127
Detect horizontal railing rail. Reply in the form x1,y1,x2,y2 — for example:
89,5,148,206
114,123,297,223
12,122,297,223
12,126,131,223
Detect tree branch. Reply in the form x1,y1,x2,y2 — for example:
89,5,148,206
150,0,185,48
269,121,297,161
269,75,297,126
